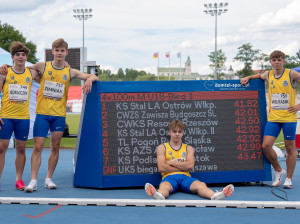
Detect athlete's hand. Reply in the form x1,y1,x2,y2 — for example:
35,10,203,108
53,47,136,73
82,78,92,95
0,118,4,130
240,77,249,85
27,65,35,70
166,160,180,166
288,104,300,114
64,61,70,67
0,64,9,76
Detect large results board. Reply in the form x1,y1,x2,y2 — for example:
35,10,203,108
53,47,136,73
74,80,271,188
102,91,264,175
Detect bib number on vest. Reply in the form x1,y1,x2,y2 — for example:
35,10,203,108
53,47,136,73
271,93,289,110
43,80,65,99
8,84,29,102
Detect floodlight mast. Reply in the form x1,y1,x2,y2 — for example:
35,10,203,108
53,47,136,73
73,8,93,71
204,3,228,80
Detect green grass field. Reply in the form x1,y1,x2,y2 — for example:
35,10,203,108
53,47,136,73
274,131,284,149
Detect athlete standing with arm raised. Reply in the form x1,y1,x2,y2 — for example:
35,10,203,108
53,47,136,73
241,50,300,189
15,38,98,192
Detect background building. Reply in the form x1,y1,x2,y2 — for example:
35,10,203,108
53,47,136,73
158,56,211,80
157,56,239,80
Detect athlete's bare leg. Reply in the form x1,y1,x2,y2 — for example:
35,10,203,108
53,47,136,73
190,180,215,199
31,137,46,180
157,181,173,199
262,135,282,172
15,139,26,181
0,140,9,182
46,131,63,179
284,139,297,179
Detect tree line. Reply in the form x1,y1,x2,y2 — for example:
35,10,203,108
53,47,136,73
209,43,300,79
97,68,158,81
0,22,38,63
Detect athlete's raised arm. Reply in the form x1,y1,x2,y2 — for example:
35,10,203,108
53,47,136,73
70,69,98,95
27,62,46,75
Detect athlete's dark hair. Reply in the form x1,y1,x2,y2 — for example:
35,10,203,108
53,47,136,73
270,50,285,60
9,41,30,56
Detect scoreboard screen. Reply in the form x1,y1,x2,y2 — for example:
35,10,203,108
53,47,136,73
74,80,271,188
45,48,81,70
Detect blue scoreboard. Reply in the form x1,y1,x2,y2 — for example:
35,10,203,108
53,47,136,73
73,79,271,188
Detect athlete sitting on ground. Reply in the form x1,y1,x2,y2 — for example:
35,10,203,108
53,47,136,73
145,120,234,200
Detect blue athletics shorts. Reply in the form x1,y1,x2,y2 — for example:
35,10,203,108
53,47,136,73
264,121,297,140
0,118,30,141
33,114,66,138
161,174,198,193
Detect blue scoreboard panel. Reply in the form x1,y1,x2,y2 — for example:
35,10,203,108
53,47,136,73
73,79,271,188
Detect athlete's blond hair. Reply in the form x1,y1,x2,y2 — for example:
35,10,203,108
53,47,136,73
52,38,68,50
169,120,185,131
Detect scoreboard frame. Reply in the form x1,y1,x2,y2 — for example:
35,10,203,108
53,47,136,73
73,79,272,188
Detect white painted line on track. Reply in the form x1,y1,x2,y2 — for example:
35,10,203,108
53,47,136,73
0,197,299,209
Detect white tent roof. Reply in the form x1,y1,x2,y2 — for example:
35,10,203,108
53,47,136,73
0,47,10,55
0,47,35,66
0,47,12,65
0,47,33,66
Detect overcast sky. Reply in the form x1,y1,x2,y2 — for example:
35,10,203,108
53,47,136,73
0,0,299,75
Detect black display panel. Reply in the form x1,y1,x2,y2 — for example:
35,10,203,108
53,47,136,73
73,80,271,188
100,91,264,176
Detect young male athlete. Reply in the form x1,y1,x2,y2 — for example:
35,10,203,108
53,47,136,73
145,120,234,200
241,50,300,189
25,38,98,192
2,38,98,192
0,41,41,190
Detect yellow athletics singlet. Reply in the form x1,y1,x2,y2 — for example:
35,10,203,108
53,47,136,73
161,142,191,179
36,61,70,117
268,69,296,122
0,67,32,119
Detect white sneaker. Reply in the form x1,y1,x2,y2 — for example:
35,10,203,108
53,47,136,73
272,169,286,187
211,184,234,200
145,183,165,200
283,178,292,189
45,178,57,189
24,180,37,192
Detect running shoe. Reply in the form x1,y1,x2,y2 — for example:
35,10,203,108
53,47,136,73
24,180,37,192
15,180,26,190
145,183,165,200
211,184,234,200
283,178,292,189
272,169,286,187
45,178,57,189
